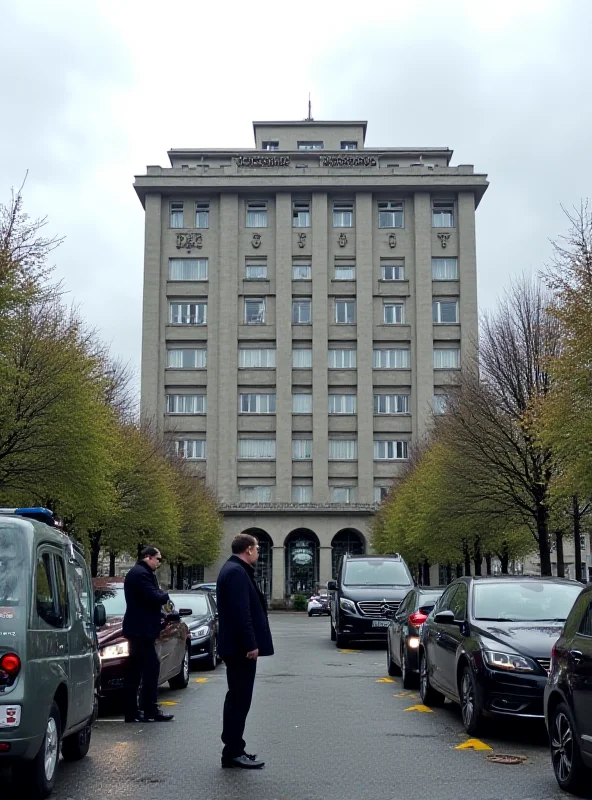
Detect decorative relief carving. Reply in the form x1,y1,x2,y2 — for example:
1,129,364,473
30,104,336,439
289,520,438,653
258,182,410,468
237,155,290,167
320,155,377,167
297,232,306,248
338,233,348,248
388,233,397,249
176,232,203,251
437,232,451,249
251,233,262,249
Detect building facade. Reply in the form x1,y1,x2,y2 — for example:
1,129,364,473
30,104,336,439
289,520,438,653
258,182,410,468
135,119,488,604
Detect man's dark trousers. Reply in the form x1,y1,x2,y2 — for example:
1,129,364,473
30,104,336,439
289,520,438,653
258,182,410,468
221,656,257,759
124,637,160,717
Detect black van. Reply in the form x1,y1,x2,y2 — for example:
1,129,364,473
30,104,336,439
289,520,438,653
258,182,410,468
328,554,414,648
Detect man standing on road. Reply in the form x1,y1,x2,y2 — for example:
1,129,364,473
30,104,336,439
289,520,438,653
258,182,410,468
123,546,174,723
217,534,274,769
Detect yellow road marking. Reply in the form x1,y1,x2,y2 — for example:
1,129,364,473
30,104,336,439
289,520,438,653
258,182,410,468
456,738,493,751
375,677,396,683
338,648,361,654
195,677,211,683
393,691,418,698
160,701,178,706
404,704,433,713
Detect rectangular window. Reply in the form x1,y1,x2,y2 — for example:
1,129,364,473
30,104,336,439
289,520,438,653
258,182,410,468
245,264,267,280
373,348,410,369
239,348,276,368
335,300,356,324
292,299,312,324
381,264,405,281
433,395,448,415
175,439,206,460
384,303,405,324
293,349,312,368
374,394,409,414
239,394,276,414
328,349,356,369
166,395,207,414
341,141,358,150
374,486,389,503
245,299,265,324
434,348,460,369
292,263,312,280
246,201,268,228
432,200,455,228
329,394,357,414
292,485,312,503
374,441,409,460
331,486,355,503
329,439,357,460
378,201,404,228
333,202,354,228
238,439,276,460
433,299,459,324
432,257,458,280
169,258,208,281
298,141,324,150
293,202,311,227
292,393,312,414
292,439,312,460
239,485,274,502
170,202,184,228
167,349,206,369
262,141,279,151
170,302,207,325
334,266,355,281
195,201,210,228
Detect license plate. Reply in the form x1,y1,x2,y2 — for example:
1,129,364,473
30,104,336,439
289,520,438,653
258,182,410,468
0,705,21,728
372,620,390,628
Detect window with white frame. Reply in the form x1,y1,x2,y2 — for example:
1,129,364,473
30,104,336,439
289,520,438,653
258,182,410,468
381,263,405,281
335,299,356,324
293,349,312,368
293,201,311,227
245,263,268,280
334,265,355,281
292,263,312,280
292,393,312,414
373,394,409,414
432,199,455,228
292,299,312,324
329,439,357,460
239,485,274,502
292,485,312,503
329,394,357,414
373,348,410,369
170,202,184,228
239,393,276,414
166,394,206,414
170,302,207,325
167,348,206,369
169,258,208,281
331,486,355,503
195,201,210,228
298,141,324,150
432,257,458,280
374,440,409,460
384,303,405,324
246,201,268,228
292,439,312,460
262,141,279,151
333,202,354,228
433,395,448,414
328,349,356,369
434,348,460,369
239,348,276,368
175,439,206,460
433,299,459,324
341,141,358,150
374,486,390,503
238,439,276,460
378,201,404,228
245,298,265,324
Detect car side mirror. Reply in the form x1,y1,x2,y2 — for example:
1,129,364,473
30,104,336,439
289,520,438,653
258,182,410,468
165,611,181,623
179,608,193,617
434,610,455,625
327,581,337,591
94,603,106,628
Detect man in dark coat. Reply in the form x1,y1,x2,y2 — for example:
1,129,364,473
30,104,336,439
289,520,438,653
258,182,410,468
122,546,174,723
216,533,274,769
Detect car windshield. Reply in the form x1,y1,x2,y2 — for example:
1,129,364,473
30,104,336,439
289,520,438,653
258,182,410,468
473,582,583,622
169,594,208,617
0,524,29,607
94,587,127,616
343,560,411,587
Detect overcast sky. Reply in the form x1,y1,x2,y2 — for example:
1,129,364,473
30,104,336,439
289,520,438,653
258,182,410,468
1,0,591,390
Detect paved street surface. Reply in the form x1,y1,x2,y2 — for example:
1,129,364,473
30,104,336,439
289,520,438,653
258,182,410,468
3,613,569,800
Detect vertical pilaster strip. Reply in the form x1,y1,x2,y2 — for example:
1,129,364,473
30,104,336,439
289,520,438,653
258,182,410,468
275,192,292,502
312,192,329,502
413,193,433,441
457,192,478,369
140,193,162,427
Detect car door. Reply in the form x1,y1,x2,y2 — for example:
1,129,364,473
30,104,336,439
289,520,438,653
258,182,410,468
424,584,458,691
393,590,415,659
435,582,468,697
570,597,592,756
66,553,96,727
158,602,180,681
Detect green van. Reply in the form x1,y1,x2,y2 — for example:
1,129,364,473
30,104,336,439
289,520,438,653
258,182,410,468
0,508,106,798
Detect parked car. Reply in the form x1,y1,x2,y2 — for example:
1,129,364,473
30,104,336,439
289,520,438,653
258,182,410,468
545,583,592,794
419,576,583,735
387,586,445,687
191,582,217,596
328,553,414,648
0,508,106,799
92,579,190,708
168,591,219,670
308,593,330,617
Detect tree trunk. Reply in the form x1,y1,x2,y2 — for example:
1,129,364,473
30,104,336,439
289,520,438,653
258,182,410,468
555,530,564,578
463,540,471,576
169,564,175,588
446,563,452,584
473,538,482,576
573,495,583,582
176,562,183,590
456,563,463,580
537,504,552,576
90,531,101,578
485,554,492,576
423,560,431,586
109,551,116,577
500,542,509,574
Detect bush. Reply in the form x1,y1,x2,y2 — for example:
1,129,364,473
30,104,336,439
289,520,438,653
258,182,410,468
292,594,307,611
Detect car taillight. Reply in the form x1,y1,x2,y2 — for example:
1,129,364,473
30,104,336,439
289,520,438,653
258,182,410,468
409,611,428,627
0,653,21,677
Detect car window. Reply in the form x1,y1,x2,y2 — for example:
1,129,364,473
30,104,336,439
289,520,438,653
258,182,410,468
35,551,67,628
450,583,468,620
54,555,70,627
343,559,411,586
0,524,29,607
433,584,458,614
578,600,592,637
398,590,416,615
72,556,93,625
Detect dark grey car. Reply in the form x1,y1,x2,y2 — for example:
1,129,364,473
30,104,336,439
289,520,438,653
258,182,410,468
387,586,445,687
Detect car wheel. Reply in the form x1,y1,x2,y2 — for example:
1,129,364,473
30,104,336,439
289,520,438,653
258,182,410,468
460,664,483,735
308,610,313,617
336,632,350,649
169,645,190,689
401,644,416,689
203,637,218,671
550,701,589,793
419,651,445,707
14,701,61,799
62,722,92,761
330,620,337,641
387,637,401,676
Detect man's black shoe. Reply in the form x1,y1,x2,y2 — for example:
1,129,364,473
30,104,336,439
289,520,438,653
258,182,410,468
144,711,174,722
221,754,265,769
124,712,151,723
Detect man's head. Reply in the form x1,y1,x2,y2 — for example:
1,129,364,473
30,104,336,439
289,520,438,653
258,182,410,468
140,546,162,571
231,533,260,566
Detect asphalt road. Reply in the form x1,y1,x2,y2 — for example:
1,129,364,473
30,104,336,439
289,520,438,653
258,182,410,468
2,613,576,800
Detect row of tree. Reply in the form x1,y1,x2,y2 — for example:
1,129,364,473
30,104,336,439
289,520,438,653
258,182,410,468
0,186,223,578
372,204,592,579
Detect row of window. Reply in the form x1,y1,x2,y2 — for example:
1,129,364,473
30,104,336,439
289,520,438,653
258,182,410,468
262,140,359,151
169,200,455,230
174,437,409,461
240,486,388,504
169,257,459,282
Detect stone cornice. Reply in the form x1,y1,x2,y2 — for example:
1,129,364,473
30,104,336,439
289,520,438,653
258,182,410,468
220,502,379,515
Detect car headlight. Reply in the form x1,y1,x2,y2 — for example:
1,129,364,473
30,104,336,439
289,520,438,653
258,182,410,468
339,598,356,613
190,626,210,639
99,641,129,660
483,650,536,672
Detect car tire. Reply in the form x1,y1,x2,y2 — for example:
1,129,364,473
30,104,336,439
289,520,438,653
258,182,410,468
330,621,337,641
203,637,218,671
460,664,484,735
62,721,92,761
401,644,416,689
336,631,350,649
419,651,445,707
169,645,190,689
308,610,313,617
550,701,590,794
14,700,61,799
387,637,401,676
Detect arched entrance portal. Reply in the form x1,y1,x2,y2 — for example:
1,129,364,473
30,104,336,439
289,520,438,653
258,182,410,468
242,528,273,601
331,529,366,578
285,529,319,598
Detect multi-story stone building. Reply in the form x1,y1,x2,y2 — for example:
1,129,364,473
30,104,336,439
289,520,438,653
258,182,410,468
134,118,488,604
